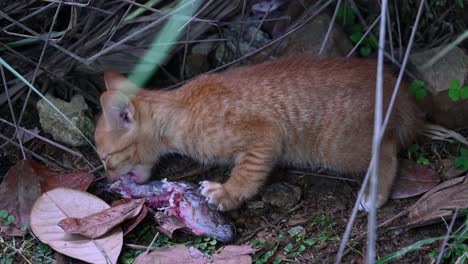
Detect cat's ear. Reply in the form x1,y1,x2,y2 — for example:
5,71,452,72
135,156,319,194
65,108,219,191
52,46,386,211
100,91,135,129
104,70,137,93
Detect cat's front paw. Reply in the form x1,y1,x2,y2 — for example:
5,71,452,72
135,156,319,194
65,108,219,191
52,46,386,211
199,181,241,211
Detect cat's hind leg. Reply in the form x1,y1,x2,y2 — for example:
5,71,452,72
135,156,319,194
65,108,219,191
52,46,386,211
359,139,398,211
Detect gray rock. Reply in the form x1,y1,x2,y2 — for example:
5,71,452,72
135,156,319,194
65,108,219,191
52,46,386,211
247,200,265,210
409,46,467,95
288,225,306,237
37,95,94,147
262,182,302,208
278,12,353,57
185,35,220,77
214,24,272,66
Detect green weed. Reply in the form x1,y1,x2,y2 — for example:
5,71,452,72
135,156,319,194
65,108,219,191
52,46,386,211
455,147,468,169
337,3,378,57
0,209,15,225
407,144,430,165
409,80,428,101
448,80,468,102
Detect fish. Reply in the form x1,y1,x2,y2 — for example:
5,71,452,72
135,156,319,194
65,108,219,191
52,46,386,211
109,176,235,242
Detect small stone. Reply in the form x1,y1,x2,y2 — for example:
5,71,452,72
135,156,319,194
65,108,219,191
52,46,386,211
262,182,302,208
37,95,94,147
409,46,467,95
278,12,353,57
184,34,220,77
287,214,308,226
247,200,265,210
288,226,305,237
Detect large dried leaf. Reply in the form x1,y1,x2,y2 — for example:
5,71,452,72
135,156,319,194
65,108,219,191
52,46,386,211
30,188,123,264
0,159,42,236
111,199,148,236
0,158,94,236
32,161,94,192
212,245,257,264
391,160,440,199
58,199,144,239
408,176,468,224
134,244,256,264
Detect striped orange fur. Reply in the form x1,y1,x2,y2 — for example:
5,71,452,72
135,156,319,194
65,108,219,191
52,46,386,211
95,55,422,211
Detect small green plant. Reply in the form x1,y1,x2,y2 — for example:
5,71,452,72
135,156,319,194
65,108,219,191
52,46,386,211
448,80,468,102
407,144,430,165
119,249,143,264
0,210,15,225
337,3,378,57
251,239,280,264
455,147,468,169
35,242,54,264
378,209,468,264
192,237,218,256
409,80,428,101
282,229,318,260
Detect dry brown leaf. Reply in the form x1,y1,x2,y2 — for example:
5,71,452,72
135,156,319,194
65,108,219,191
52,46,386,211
30,188,123,264
58,199,144,238
111,198,148,236
212,245,257,264
154,211,189,238
408,176,468,224
133,244,256,264
0,159,41,236
391,160,440,199
0,158,94,236
35,161,94,192
134,245,208,264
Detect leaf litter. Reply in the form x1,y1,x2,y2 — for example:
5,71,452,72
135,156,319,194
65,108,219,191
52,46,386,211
58,198,145,239
0,157,94,236
133,244,257,264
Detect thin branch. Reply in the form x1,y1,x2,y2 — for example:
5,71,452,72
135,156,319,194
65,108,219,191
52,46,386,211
319,0,342,55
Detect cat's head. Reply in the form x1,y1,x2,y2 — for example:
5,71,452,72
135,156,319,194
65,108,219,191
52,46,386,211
95,70,154,183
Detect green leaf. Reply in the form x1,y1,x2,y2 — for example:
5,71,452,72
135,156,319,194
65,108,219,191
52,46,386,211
209,239,217,246
417,155,430,165
376,235,456,264
460,147,468,157
273,257,282,264
456,0,464,8
415,89,427,101
449,79,460,90
460,86,468,99
0,209,8,218
359,46,372,57
298,245,306,252
408,144,420,153
409,80,424,94
350,32,364,44
455,157,468,169
345,7,356,25
284,243,294,252
369,35,378,50
351,24,363,33
288,252,298,258
304,238,317,246
448,88,460,102
5,215,15,225
337,5,345,18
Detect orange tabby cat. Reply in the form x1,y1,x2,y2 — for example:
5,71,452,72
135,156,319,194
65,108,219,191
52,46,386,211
95,56,421,211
